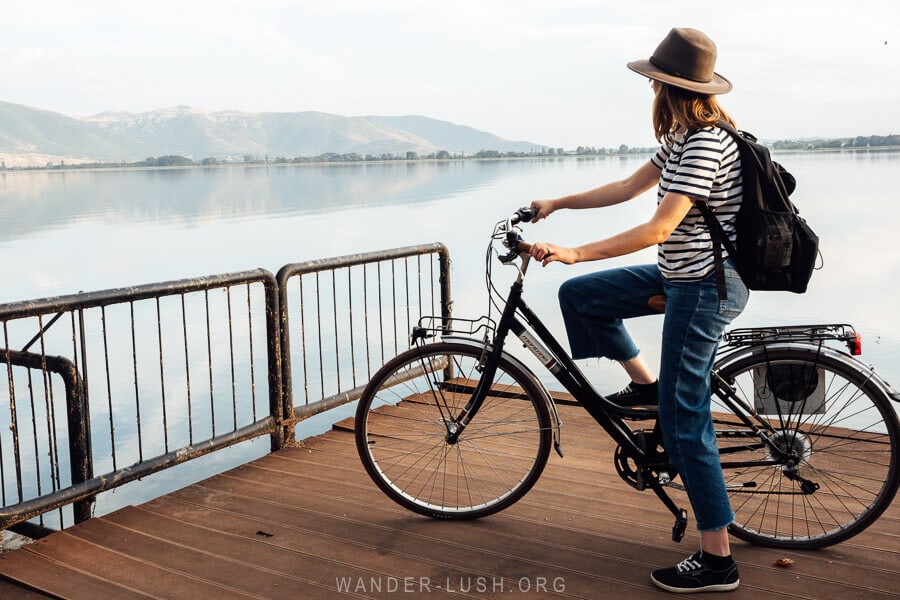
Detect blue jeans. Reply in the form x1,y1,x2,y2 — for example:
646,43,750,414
558,263,749,531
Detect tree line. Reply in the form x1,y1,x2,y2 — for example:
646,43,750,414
771,134,900,150
3,134,898,171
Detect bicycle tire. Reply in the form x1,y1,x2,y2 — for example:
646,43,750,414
713,346,900,549
355,340,553,519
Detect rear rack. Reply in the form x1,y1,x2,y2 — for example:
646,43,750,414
723,323,861,354
411,315,497,343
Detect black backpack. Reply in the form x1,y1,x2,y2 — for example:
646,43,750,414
696,121,819,299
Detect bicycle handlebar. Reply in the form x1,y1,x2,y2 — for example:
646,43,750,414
497,207,536,264
511,206,536,225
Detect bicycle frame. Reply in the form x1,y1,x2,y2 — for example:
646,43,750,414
460,260,870,483
431,248,695,535
458,256,653,458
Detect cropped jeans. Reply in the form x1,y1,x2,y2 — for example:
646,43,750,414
558,263,749,531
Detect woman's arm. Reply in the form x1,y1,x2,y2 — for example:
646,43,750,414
530,159,661,222
529,191,695,266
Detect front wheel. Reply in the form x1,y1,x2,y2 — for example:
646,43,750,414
355,341,553,519
713,347,900,549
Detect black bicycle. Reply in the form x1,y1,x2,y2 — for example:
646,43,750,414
355,207,900,549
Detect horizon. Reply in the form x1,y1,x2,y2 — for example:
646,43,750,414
3,98,898,171
3,1,898,149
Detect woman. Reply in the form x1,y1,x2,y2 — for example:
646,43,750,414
528,28,747,593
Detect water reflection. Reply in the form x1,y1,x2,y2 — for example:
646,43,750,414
0,160,517,241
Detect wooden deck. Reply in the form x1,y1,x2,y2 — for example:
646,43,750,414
1,402,897,599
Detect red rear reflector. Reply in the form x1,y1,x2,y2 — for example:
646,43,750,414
848,333,862,355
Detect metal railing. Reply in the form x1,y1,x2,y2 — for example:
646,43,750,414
277,243,451,432
0,243,450,534
0,270,282,533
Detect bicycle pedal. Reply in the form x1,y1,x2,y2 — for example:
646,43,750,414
621,407,656,421
672,509,689,542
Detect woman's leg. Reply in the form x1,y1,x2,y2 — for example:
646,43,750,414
657,266,749,533
701,527,731,557
650,266,748,593
557,264,664,362
621,355,657,385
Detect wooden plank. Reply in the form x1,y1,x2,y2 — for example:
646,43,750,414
65,515,364,600
0,578,54,599
158,478,654,598
181,441,900,599
0,530,259,599
251,419,900,592
270,416,900,549
0,544,156,599
120,501,558,599
0,402,896,599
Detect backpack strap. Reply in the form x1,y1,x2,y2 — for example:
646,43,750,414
696,201,737,301
687,122,740,301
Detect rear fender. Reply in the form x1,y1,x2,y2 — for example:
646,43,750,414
715,342,900,405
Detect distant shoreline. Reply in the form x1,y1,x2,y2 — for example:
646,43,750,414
2,145,899,175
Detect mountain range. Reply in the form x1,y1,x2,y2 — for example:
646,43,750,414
0,101,543,167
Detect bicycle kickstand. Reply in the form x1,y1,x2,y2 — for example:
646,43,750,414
649,480,689,542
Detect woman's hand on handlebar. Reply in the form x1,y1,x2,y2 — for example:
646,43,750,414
527,241,577,266
528,200,555,223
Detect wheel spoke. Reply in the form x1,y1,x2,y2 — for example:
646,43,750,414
714,347,899,548
356,342,552,519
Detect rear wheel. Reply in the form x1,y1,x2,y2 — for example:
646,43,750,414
355,341,553,519
713,347,900,548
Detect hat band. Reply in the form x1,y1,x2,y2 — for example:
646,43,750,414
649,56,710,84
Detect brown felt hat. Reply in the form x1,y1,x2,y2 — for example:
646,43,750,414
627,28,732,95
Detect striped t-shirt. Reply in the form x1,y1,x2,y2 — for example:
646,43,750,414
650,126,743,280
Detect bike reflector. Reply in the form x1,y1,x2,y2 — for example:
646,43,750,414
848,332,862,356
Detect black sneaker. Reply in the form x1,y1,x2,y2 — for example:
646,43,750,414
609,381,658,407
651,550,740,593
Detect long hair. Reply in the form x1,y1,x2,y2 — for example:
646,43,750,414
652,83,736,144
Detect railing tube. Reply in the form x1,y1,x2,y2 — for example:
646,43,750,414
263,277,285,451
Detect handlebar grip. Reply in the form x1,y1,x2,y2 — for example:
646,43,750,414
511,206,536,225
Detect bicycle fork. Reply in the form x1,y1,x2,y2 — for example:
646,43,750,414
444,352,500,444
443,280,526,444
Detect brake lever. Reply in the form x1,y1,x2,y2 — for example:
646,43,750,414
499,234,535,264
497,207,536,264
498,230,521,264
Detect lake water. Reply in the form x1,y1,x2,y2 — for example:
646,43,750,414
4,152,899,361
2,152,899,520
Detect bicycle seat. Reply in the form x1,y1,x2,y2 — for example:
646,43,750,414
648,294,666,314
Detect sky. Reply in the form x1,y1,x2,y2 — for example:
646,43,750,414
3,0,898,149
